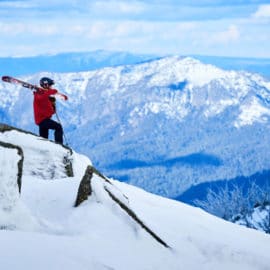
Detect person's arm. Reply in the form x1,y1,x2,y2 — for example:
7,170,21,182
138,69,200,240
47,89,68,100
46,89,58,96
55,92,68,100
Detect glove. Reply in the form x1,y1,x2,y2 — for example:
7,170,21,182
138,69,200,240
61,94,68,101
56,93,68,101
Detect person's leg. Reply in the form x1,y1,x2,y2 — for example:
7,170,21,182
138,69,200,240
38,118,63,144
39,119,50,139
53,121,63,144
48,119,63,144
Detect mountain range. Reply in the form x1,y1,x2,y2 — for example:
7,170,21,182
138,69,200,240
1,55,270,202
0,50,158,76
1,50,270,79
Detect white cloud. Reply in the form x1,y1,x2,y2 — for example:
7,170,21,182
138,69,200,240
0,1,269,57
0,1,34,8
213,25,240,44
252,4,270,19
93,1,145,14
0,22,60,36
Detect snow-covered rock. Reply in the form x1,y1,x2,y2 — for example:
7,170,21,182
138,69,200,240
0,141,22,219
0,125,270,270
0,124,73,180
235,203,270,233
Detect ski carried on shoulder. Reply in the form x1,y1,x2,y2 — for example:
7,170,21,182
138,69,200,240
2,75,40,91
1,75,68,100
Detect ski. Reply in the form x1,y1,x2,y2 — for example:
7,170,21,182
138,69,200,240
2,75,40,91
2,75,68,100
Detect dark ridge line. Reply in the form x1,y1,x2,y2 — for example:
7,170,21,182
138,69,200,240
0,141,24,193
104,186,171,249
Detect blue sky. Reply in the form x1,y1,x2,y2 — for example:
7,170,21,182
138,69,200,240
0,0,270,58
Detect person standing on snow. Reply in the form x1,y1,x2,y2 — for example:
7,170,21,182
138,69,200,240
33,77,68,144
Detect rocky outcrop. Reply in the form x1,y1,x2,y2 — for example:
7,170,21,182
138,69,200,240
75,164,171,249
0,123,170,248
0,141,23,193
0,123,37,136
0,123,73,179
0,141,24,215
74,165,93,207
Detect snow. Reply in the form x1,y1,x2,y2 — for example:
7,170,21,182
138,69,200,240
0,145,20,212
0,127,270,270
1,55,270,200
0,130,72,180
235,96,270,127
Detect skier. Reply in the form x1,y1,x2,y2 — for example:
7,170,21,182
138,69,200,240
33,77,68,144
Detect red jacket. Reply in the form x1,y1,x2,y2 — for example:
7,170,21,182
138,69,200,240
33,89,58,125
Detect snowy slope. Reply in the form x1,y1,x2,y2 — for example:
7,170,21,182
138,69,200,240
0,126,270,270
1,56,270,199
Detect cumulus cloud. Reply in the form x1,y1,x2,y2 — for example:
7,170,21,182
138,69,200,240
214,25,240,43
252,4,270,19
0,21,61,36
199,24,240,48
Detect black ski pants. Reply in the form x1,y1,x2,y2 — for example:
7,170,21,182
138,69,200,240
38,118,63,144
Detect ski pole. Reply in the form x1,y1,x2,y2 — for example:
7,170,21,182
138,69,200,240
55,109,69,146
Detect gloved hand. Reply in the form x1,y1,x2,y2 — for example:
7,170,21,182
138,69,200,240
56,93,68,101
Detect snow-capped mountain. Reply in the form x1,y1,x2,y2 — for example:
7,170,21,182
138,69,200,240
1,56,270,199
1,124,270,270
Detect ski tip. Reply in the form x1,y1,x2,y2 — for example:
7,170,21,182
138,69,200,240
1,76,15,84
1,76,10,82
